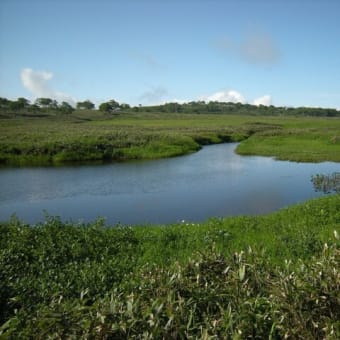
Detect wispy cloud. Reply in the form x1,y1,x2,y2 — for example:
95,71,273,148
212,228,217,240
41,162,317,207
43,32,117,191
139,85,168,104
215,30,281,65
20,68,75,105
240,32,280,64
129,51,165,71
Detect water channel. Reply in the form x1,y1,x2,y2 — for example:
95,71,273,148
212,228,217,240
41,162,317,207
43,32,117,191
0,143,339,225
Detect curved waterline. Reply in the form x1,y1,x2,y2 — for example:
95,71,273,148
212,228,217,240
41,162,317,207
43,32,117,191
0,143,339,225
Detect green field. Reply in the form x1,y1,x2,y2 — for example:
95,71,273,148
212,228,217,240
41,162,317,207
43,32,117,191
1,195,339,338
1,111,340,165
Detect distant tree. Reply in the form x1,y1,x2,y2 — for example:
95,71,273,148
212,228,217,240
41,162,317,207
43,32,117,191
108,99,120,108
35,97,51,107
164,102,180,113
50,99,58,109
59,101,75,114
0,97,10,111
35,97,58,109
120,103,130,110
76,100,95,110
17,97,30,108
28,104,41,113
8,100,24,111
6,97,30,111
99,102,112,113
99,99,120,113
0,97,10,110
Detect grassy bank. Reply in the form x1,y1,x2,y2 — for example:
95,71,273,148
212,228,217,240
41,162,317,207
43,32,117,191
1,195,339,338
1,112,339,165
0,113,248,166
236,117,340,162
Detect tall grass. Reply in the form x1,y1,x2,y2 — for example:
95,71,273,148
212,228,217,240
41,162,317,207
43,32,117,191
1,195,339,338
1,113,339,165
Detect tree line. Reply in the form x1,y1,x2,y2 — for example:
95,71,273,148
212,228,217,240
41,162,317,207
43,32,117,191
0,97,130,114
139,101,340,117
0,96,339,117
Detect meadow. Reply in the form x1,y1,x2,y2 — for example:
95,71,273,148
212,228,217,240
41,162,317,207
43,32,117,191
0,194,339,338
1,111,340,165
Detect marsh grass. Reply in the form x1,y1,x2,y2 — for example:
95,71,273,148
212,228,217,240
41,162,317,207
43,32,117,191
236,123,340,162
0,195,339,338
1,112,339,165
312,172,340,193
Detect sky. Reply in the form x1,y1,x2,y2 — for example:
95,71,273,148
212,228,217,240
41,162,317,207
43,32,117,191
1,0,340,109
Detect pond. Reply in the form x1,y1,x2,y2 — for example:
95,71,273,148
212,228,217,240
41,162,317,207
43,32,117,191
0,143,339,225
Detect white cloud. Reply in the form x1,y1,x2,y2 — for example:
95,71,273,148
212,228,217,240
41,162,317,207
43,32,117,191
253,95,272,106
200,90,246,104
21,68,75,105
200,89,273,106
21,68,53,95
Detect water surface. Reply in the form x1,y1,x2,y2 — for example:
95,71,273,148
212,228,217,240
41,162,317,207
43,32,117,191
0,143,338,224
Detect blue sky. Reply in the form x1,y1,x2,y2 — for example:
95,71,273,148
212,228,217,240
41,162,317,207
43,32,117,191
1,0,340,108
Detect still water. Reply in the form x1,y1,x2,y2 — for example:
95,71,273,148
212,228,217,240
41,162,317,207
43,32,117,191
0,143,339,225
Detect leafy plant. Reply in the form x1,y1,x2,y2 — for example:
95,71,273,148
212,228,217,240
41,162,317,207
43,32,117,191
0,195,339,337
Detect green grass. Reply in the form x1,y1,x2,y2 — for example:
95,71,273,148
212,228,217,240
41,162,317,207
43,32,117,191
1,195,339,338
236,126,340,162
1,111,339,165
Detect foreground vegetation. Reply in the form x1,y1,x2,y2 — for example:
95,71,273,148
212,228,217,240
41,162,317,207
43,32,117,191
1,195,339,338
1,109,340,165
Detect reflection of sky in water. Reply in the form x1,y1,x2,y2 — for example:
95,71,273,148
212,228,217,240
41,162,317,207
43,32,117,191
0,143,339,224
